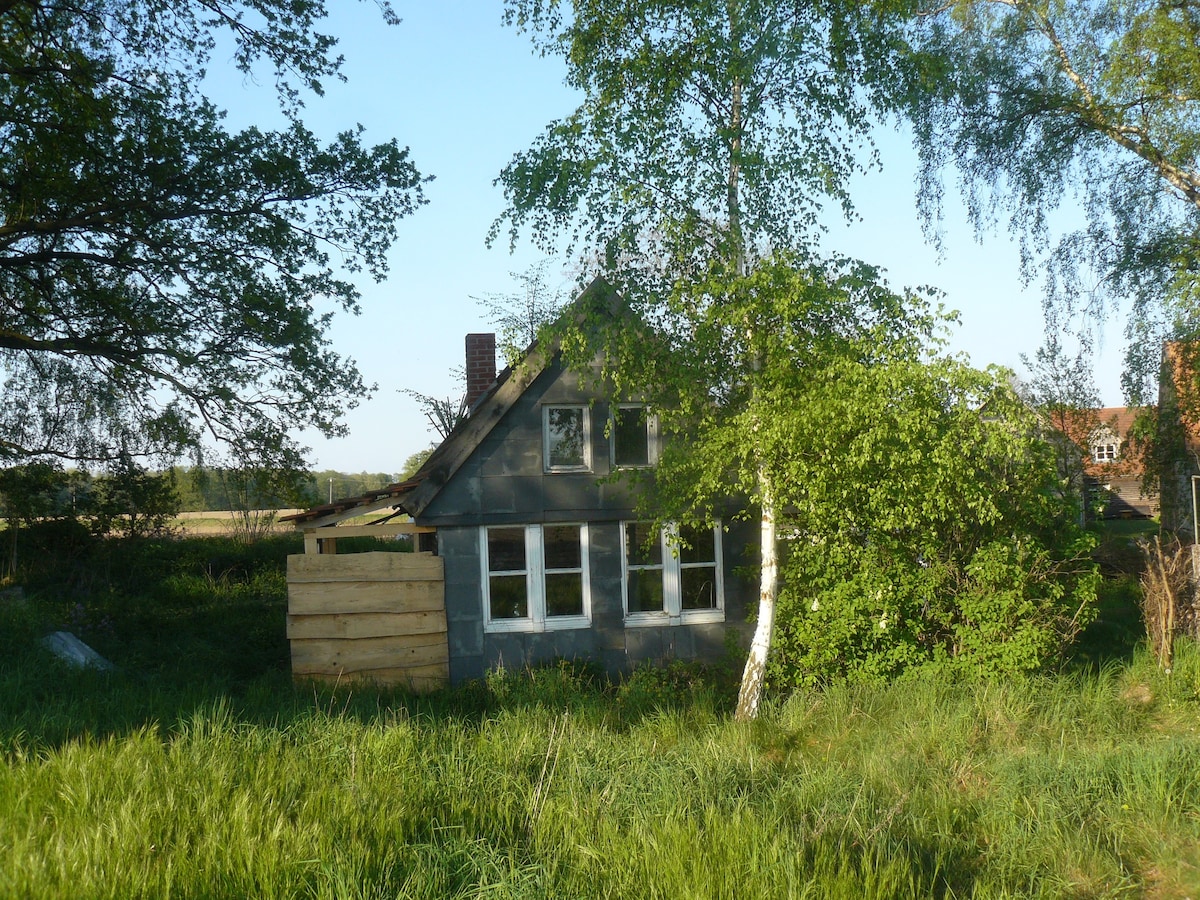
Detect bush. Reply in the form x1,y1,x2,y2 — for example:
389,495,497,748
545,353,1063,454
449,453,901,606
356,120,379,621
765,358,1101,687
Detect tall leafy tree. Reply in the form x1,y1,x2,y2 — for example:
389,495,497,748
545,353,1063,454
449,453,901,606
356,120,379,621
498,0,916,717
905,0,1200,397
0,0,426,468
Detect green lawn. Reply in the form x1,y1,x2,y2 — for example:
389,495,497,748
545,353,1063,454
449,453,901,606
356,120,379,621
1,530,1199,898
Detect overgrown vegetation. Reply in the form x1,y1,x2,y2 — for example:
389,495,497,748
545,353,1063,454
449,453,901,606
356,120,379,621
1,531,1198,896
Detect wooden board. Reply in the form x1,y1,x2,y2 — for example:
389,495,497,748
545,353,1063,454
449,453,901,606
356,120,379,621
287,551,443,583
287,580,444,616
303,523,436,540
291,633,448,675
301,662,449,691
286,609,447,640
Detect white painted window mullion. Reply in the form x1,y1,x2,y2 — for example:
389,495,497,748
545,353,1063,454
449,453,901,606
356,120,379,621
663,523,682,623
528,524,545,632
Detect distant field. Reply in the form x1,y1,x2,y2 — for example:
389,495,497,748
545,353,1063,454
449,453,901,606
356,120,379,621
172,509,305,535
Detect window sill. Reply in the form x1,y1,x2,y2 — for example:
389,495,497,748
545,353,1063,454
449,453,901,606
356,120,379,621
484,616,592,634
624,610,725,628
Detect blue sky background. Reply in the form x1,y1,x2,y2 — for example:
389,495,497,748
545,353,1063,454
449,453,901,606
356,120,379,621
207,2,1127,476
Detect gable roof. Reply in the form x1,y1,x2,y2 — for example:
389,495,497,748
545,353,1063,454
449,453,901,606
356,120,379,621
283,275,620,528
1053,406,1141,446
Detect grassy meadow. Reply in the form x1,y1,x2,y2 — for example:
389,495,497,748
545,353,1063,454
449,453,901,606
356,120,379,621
1,526,1199,898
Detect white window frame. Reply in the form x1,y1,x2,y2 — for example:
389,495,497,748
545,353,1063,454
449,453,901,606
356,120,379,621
543,405,592,473
610,404,660,469
1092,442,1119,463
621,521,724,627
480,524,591,633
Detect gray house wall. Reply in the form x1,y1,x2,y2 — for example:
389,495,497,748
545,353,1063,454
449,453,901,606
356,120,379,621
417,357,754,682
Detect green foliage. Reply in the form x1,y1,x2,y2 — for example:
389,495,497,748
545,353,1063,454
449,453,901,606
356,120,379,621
0,0,426,468
905,0,1200,396
1020,333,1104,516
190,462,310,540
613,659,735,717
12,533,298,687
89,456,181,538
170,466,398,511
0,462,73,524
499,1,939,715
616,257,943,521
765,348,1099,685
496,0,916,286
0,462,79,576
0,531,1192,895
399,449,434,481
575,257,1100,684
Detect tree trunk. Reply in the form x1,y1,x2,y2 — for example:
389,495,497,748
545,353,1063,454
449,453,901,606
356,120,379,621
735,470,778,720
726,4,773,721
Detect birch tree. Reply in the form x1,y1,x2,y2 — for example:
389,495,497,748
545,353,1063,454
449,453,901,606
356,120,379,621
905,0,1200,398
497,0,915,718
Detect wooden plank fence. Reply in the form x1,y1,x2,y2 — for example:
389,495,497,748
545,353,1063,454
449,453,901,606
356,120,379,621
286,551,448,691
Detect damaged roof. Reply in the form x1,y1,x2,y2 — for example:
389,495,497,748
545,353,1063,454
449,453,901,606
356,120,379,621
283,275,620,529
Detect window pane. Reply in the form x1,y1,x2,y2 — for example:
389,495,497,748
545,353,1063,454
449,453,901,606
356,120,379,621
545,572,584,617
613,408,649,466
627,569,665,613
625,522,661,566
487,527,525,572
681,566,717,610
547,407,585,467
489,574,528,619
543,525,581,570
678,525,715,564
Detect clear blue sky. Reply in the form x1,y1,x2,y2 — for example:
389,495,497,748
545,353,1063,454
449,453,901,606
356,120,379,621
208,2,1127,476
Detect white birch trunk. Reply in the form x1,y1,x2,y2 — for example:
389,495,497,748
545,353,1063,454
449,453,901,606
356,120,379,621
725,5,775,721
735,471,777,721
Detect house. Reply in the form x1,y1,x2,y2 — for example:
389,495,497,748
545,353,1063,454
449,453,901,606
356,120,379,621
1047,404,1155,520
1082,407,1156,519
283,278,754,687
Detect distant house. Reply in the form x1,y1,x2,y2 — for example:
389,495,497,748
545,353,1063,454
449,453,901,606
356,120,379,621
283,278,754,687
1051,405,1156,520
1083,407,1156,519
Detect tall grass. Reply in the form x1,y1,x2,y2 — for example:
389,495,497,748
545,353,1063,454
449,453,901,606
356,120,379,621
1,533,1199,897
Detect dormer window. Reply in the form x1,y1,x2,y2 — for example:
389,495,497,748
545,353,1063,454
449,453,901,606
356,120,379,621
611,404,658,468
544,405,591,472
1093,442,1119,463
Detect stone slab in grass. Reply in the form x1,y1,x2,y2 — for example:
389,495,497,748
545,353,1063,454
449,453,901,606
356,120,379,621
41,631,114,671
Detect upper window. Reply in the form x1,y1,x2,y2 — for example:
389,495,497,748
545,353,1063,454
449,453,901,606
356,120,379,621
622,521,724,626
544,405,591,472
1093,442,1119,463
611,405,658,468
482,524,590,632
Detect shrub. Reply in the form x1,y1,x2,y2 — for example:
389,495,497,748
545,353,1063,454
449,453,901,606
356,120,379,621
766,358,1100,687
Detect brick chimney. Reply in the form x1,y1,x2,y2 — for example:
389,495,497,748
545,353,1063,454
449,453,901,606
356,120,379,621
464,333,497,411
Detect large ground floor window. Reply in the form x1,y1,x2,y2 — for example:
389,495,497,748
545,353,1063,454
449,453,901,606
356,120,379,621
481,524,590,632
622,521,725,626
